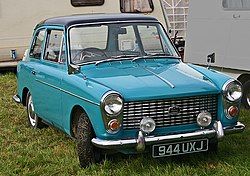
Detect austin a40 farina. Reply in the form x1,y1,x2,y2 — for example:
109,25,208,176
13,14,245,167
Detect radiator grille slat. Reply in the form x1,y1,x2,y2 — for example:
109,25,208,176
123,94,218,130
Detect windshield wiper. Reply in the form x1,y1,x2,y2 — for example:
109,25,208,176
95,54,138,65
132,53,179,62
146,53,170,57
115,54,139,59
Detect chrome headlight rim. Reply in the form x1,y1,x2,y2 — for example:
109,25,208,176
101,91,124,117
223,79,242,103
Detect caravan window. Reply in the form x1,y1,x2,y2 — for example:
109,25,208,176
120,0,154,13
223,0,250,10
71,0,104,7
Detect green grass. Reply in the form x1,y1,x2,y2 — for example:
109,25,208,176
0,72,249,176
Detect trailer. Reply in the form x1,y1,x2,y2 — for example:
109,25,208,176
0,0,170,68
185,0,250,109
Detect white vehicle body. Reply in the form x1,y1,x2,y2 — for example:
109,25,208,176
0,0,169,68
185,0,250,109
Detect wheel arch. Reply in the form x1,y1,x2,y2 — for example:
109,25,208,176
22,87,29,106
70,105,89,138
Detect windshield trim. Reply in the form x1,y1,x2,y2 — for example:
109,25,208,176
67,21,180,66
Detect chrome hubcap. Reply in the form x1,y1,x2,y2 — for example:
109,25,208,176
28,95,36,126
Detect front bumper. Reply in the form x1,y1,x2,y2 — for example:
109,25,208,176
13,95,21,103
92,121,245,151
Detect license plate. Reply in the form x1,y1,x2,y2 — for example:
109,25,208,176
152,139,208,158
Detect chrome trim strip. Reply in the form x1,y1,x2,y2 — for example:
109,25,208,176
91,121,245,149
143,67,175,88
36,79,99,106
68,20,159,29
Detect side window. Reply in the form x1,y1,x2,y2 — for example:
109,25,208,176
71,0,104,7
44,30,64,63
120,0,153,13
223,0,250,10
29,29,45,59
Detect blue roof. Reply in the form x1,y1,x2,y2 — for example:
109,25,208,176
36,13,158,29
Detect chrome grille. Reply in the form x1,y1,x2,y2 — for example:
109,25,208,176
123,94,218,130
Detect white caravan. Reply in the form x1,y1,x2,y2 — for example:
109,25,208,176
185,0,250,109
0,0,170,68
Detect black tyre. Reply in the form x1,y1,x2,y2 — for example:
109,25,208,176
77,112,101,168
242,80,250,109
26,91,45,128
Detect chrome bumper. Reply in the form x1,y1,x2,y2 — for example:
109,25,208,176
13,95,21,103
91,121,245,151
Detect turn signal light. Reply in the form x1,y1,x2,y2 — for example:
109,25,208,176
228,106,239,118
108,119,120,131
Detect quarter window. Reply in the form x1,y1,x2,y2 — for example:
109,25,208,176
223,0,250,10
71,0,104,7
120,0,154,13
44,30,64,63
29,29,45,59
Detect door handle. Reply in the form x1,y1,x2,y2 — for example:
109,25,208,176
233,14,240,19
31,70,36,75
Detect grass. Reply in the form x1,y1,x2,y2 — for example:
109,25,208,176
0,72,249,176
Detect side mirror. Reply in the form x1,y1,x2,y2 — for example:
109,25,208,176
68,63,80,74
207,53,215,63
207,53,215,69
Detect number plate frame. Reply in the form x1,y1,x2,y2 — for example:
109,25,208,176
152,139,209,158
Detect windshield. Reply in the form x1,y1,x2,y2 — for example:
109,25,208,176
69,22,179,65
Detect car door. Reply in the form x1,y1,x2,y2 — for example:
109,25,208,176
26,27,46,116
32,27,66,129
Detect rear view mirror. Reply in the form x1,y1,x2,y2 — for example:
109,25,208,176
117,28,127,35
207,53,215,69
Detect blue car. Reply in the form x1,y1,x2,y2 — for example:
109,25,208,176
13,14,245,167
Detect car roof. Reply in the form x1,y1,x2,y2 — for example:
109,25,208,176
36,13,159,29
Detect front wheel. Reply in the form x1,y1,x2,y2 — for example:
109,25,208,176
77,112,101,168
26,91,45,128
242,80,250,109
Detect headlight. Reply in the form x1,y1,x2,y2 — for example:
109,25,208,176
101,91,123,116
223,80,242,102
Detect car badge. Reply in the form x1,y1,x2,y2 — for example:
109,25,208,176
168,105,180,115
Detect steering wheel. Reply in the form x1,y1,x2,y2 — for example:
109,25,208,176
73,47,107,62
